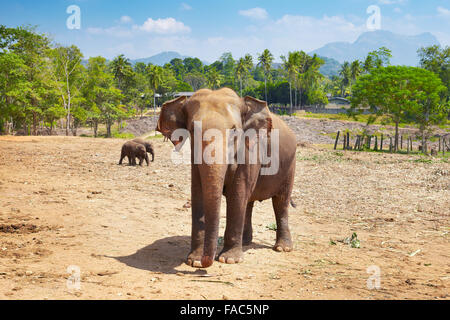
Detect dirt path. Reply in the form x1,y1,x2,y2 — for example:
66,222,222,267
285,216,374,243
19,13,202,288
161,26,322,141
0,136,449,300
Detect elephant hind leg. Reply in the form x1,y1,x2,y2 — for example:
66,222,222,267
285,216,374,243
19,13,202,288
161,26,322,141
243,201,254,246
271,195,293,252
119,152,125,165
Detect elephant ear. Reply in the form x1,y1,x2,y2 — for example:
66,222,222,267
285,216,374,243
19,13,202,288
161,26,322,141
242,96,272,132
156,96,187,145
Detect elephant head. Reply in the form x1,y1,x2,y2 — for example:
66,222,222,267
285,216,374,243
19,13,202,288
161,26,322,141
157,90,272,268
156,96,188,147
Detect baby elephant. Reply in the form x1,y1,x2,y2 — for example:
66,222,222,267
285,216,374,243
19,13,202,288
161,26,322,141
119,141,149,166
132,138,155,162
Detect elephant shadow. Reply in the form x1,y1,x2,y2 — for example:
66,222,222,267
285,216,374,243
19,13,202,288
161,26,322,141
111,235,271,275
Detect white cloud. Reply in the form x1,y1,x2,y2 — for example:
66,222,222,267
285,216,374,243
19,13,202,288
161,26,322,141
238,7,268,20
86,26,133,38
378,0,407,5
437,6,450,17
135,17,191,34
119,16,133,24
180,3,192,11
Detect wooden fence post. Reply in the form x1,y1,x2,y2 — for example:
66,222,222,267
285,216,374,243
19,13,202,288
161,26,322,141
347,132,350,150
380,134,384,151
407,136,410,154
355,136,360,150
374,136,378,151
343,132,346,150
401,135,403,150
334,131,340,150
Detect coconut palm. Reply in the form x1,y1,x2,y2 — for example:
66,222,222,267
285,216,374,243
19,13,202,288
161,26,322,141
146,64,163,116
235,58,247,96
257,49,274,103
339,61,352,97
281,52,300,112
350,60,362,82
110,54,132,91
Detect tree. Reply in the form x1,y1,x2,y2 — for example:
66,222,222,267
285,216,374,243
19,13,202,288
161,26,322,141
50,45,84,135
220,52,235,87
363,47,392,74
83,56,123,137
1,26,54,135
184,72,206,91
281,52,299,112
146,64,163,116
110,54,133,91
257,49,274,102
235,57,249,96
206,67,222,89
418,45,450,101
0,51,29,134
339,62,352,96
351,66,447,152
350,60,362,83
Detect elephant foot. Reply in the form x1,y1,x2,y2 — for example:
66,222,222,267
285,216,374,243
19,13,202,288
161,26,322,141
186,250,203,268
218,247,243,264
273,238,293,252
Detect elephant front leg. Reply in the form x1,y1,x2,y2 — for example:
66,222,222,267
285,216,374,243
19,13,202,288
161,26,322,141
218,195,246,264
187,165,205,268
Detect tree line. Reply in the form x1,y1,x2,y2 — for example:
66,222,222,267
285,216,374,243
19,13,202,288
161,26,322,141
0,25,448,140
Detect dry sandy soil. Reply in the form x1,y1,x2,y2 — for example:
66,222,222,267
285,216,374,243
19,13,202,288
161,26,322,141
0,135,449,300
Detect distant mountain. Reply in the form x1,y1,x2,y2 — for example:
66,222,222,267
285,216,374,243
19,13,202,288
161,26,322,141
131,51,210,66
318,56,341,78
131,51,188,66
311,30,440,66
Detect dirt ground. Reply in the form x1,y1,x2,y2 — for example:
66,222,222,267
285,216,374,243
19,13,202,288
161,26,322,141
0,135,449,300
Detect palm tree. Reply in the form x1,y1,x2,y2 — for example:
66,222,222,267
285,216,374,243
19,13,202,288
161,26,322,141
110,54,132,91
350,60,362,82
257,49,274,103
146,64,163,116
339,62,352,97
235,58,247,96
281,52,300,113
234,55,253,96
243,54,253,92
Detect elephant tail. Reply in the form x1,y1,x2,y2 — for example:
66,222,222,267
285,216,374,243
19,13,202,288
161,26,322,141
290,199,297,208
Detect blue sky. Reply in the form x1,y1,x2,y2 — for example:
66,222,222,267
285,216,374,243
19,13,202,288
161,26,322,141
0,0,449,62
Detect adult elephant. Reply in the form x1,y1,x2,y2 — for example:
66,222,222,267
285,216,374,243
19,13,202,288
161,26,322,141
156,88,296,268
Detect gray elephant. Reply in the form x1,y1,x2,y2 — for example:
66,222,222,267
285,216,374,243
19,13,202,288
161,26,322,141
119,141,149,166
132,138,155,162
156,88,297,268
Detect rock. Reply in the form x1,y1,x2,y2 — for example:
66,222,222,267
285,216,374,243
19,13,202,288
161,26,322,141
183,201,191,209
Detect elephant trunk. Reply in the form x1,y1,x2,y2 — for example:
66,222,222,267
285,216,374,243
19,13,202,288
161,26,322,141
198,164,227,268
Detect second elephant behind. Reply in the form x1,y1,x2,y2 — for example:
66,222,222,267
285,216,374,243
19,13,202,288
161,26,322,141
132,138,155,162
